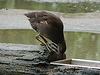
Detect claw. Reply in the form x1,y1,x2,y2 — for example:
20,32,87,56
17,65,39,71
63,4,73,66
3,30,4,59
35,34,60,56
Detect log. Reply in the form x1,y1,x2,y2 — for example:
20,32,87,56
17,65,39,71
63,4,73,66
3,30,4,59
0,43,100,75
0,43,65,74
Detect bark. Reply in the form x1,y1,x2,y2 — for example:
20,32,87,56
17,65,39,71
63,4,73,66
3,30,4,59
0,43,65,74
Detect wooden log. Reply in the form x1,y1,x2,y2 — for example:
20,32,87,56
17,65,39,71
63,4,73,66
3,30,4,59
0,43,65,74
0,43,100,75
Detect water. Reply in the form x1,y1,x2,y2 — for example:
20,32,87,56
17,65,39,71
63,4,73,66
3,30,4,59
0,29,100,61
0,0,100,13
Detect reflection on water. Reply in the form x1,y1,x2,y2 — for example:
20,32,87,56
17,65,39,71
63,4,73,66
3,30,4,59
0,29,100,61
0,0,100,13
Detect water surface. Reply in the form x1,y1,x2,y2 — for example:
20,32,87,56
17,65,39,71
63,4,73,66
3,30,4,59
0,29,100,61
0,0,100,13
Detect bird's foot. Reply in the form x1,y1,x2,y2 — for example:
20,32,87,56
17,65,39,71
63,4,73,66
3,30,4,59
35,34,60,56
45,42,61,57
47,42,58,52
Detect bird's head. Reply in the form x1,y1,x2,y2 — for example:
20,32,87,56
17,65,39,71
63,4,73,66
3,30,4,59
24,11,63,26
24,11,49,22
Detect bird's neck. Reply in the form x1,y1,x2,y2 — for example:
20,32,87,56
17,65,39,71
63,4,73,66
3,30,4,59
57,38,66,54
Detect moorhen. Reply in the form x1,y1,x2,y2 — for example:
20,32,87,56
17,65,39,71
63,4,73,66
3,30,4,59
24,11,66,57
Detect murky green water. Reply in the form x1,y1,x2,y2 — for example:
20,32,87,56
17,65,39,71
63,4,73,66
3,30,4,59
0,0,100,13
0,29,100,61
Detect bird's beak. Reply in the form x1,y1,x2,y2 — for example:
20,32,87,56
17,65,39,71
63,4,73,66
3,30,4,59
24,13,29,17
24,13,31,21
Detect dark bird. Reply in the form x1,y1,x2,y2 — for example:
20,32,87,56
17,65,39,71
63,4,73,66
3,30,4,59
24,11,66,57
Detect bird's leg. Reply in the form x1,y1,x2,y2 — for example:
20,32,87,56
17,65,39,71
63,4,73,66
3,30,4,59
39,35,59,56
35,34,60,56
49,43,58,51
35,34,51,52
40,35,57,50
39,35,48,43
35,34,46,46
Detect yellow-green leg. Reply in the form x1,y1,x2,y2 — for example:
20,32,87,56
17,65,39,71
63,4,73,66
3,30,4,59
35,34,59,56
35,34,46,46
35,34,51,52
